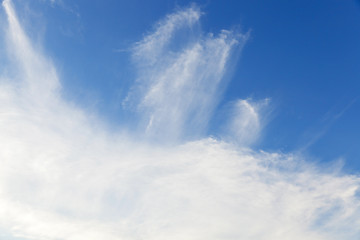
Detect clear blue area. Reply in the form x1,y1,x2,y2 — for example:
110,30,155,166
11,0,360,170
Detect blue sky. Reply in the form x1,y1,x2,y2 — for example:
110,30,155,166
16,0,360,166
1,0,360,239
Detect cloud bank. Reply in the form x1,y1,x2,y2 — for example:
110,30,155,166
0,1,360,240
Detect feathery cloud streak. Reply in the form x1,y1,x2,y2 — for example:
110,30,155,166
126,6,248,142
0,1,360,240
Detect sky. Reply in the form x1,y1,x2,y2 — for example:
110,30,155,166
0,0,360,239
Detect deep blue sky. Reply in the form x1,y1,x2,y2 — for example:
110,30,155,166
11,0,360,170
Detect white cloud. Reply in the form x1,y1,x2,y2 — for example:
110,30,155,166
125,7,248,142
0,1,360,240
222,98,270,146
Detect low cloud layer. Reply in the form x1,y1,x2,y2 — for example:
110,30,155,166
0,1,360,240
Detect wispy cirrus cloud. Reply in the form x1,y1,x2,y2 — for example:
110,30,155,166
222,98,270,146
125,6,248,142
0,1,360,240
